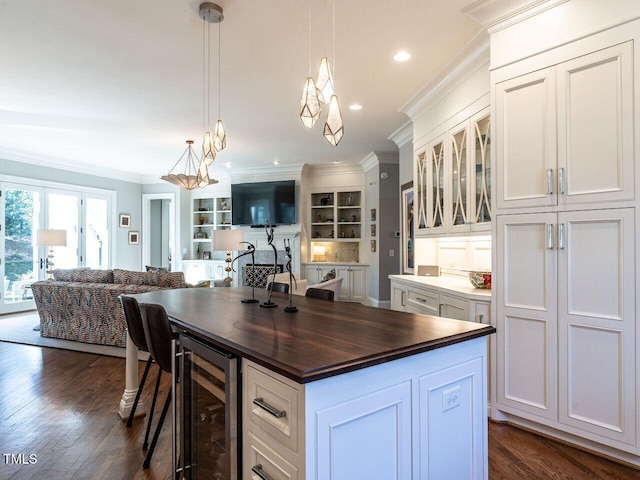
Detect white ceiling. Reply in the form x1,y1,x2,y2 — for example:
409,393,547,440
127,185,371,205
0,0,482,183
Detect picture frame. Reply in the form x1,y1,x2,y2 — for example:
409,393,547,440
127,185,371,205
202,251,211,260
128,231,139,245
370,240,376,252
370,208,376,222
119,214,131,228
401,181,414,274
371,224,376,237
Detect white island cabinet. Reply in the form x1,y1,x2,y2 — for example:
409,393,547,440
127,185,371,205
243,336,489,479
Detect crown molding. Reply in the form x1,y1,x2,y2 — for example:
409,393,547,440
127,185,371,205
0,149,145,184
304,162,364,177
462,0,569,33
388,121,413,148
400,30,490,121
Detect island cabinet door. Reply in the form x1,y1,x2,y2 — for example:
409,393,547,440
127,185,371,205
313,381,413,479
417,356,485,479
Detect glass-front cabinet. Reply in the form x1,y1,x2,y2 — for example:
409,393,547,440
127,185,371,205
472,112,491,231
414,109,491,237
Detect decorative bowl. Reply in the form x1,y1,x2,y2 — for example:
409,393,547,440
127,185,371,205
469,271,491,289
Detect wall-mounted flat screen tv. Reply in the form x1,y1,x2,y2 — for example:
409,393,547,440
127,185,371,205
231,180,296,226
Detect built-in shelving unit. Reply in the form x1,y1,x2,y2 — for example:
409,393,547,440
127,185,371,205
192,195,231,260
310,190,362,240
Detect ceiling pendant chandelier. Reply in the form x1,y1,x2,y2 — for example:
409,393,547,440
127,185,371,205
161,140,218,190
200,2,226,164
321,0,343,146
300,0,321,128
300,0,343,145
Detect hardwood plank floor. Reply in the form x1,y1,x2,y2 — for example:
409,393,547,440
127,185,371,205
0,340,638,479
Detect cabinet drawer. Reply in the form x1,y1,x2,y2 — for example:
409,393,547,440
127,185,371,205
245,362,302,454
244,431,299,480
440,293,469,321
406,287,439,315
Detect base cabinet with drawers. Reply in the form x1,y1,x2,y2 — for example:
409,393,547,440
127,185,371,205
390,275,490,324
242,334,489,479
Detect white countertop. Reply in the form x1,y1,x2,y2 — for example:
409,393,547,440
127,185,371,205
389,274,492,301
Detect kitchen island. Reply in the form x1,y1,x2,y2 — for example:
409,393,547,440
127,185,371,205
123,287,495,479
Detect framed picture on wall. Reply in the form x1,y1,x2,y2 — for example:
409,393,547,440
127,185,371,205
128,231,139,245
401,181,414,274
119,214,131,228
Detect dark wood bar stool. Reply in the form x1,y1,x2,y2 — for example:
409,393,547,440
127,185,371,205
305,287,334,301
138,302,178,469
119,295,161,450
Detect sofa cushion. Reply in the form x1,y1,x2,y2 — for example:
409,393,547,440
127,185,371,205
113,268,185,288
53,268,113,283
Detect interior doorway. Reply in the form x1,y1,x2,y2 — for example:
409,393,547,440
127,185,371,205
142,193,176,272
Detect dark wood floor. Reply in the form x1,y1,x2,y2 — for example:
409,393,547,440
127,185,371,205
0,341,638,479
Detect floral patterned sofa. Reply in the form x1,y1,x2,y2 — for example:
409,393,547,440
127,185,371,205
31,268,185,347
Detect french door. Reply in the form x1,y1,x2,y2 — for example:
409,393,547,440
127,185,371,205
1,181,113,314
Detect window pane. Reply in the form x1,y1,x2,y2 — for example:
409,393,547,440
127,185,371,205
48,192,79,269
86,197,109,269
4,188,40,304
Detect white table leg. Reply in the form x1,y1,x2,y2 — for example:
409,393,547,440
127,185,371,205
118,331,145,419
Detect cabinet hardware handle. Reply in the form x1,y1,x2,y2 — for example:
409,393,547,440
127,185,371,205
479,314,485,323
547,168,554,195
401,290,406,307
438,303,443,316
547,223,554,249
415,296,426,302
558,223,565,249
251,464,275,480
253,397,286,418
558,168,565,195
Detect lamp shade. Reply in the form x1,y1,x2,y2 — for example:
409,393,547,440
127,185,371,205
36,229,67,247
211,229,244,252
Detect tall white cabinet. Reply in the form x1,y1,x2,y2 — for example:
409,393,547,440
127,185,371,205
492,20,640,460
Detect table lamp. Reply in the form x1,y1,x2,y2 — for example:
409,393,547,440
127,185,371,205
212,229,244,283
36,229,67,279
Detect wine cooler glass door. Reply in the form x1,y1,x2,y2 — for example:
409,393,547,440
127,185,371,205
179,334,238,479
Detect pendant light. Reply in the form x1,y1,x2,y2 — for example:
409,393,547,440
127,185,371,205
199,2,225,165
300,0,321,128
324,94,344,146
316,56,334,104
161,140,218,190
213,9,226,151
321,0,343,146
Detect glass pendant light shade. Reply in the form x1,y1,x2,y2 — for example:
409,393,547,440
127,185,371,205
201,130,216,165
316,57,335,104
162,140,218,190
300,77,321,128
213,119,226,151
323,94,344,146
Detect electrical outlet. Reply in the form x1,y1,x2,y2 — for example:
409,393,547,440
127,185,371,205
442,385,461,412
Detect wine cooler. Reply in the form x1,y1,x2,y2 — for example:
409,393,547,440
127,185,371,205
175,333,239,479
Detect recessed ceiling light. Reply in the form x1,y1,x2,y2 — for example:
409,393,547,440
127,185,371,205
349,104,362,111
226,162,231,168
393,51,411,62
273,160,280,165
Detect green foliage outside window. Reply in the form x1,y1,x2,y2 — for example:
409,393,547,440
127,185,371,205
4,190,35,282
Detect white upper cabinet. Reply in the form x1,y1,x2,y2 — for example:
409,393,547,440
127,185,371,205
415,109,491,237
495,41,634,211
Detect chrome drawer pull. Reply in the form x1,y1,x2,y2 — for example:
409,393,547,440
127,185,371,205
252,464,274,480
253,397,286,418
415,296,426,302
547,168,554,194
